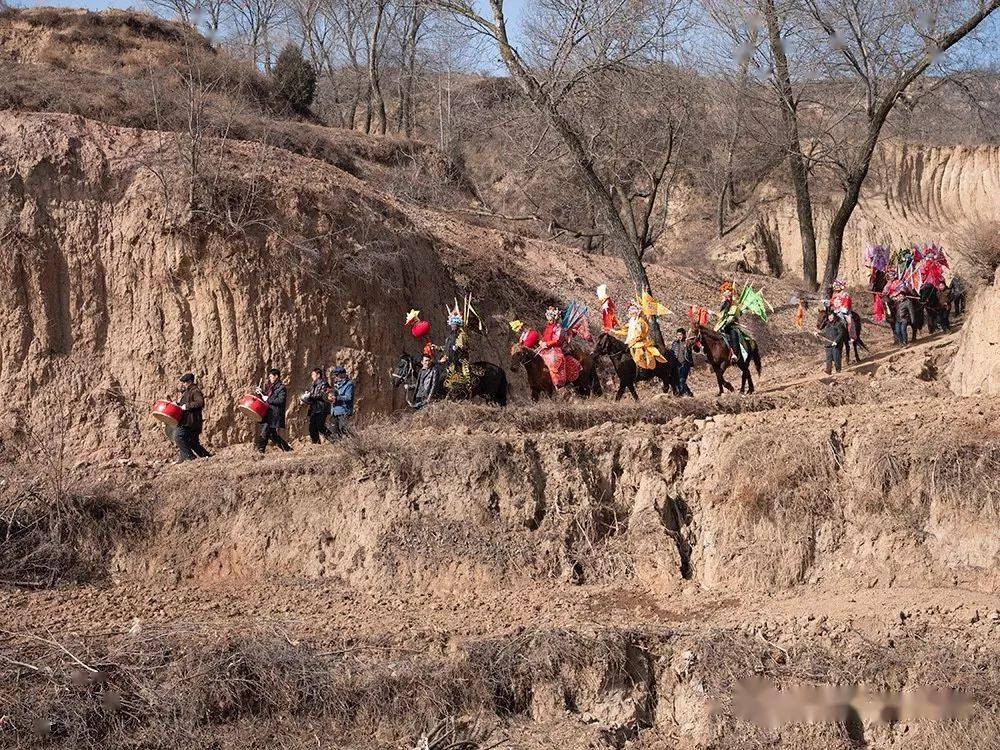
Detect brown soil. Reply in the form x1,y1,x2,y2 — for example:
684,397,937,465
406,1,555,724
1,9,998,750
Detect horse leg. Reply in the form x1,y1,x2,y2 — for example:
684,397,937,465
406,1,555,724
629,382,639,401
615,382,626,402
744,366,754,394
714,365,730,395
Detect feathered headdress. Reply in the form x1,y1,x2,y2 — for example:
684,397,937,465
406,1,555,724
445,294,485,332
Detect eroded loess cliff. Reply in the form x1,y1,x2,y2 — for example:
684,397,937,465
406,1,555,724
0,111,469,458
117,398,1000,596
951,269,1000,396
734,143,1000,284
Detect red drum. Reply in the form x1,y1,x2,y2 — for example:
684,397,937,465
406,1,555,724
237,394,269,422
522,329,540,349
151,399,183,426
410,320,431,338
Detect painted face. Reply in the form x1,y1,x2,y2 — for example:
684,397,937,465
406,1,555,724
545,309,559,321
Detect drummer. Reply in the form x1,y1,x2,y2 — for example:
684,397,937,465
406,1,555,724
254,368,292,454
174,373,211,463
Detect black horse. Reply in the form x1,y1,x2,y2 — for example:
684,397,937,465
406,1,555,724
390,354,508,407
815,307,868,364
593,333,678,401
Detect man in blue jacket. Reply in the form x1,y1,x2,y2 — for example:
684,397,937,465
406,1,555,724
328,365,355,438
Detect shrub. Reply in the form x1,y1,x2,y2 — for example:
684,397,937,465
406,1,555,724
954,220,1000,286
271,44,316,114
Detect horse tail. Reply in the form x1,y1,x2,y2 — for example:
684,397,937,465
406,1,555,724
751,341,762,374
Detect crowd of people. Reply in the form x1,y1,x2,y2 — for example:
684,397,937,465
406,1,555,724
165,244,963,461
168,365,356,464
811,242,964,375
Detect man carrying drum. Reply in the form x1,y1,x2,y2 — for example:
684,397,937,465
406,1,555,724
254,368,292,454
174,373,211,463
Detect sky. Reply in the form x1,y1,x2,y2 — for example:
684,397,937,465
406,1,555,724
23,0,529,19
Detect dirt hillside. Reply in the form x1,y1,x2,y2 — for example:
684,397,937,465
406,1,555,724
951,268,1000,395
1,8,999,750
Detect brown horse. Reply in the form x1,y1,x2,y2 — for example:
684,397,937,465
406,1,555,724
509,343,602,401
690,325,761,395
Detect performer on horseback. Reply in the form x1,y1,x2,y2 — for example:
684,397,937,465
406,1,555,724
442,307,469,372
624,301,667,370
716,281,742,363
830,280,855,339
597,284,619,332
539,305,583,388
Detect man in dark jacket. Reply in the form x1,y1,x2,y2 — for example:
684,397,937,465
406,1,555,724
817,314,845,375
328,365,355,438
174,373,211,462
305,368,333,444
670,328,694,397
413,354,441,408
254,368,292,454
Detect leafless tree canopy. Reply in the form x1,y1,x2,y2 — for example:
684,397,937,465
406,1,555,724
133,0,1000,286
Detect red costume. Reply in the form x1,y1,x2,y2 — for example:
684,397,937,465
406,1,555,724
540,321,581,387
831,290,852,313
601,298,618,332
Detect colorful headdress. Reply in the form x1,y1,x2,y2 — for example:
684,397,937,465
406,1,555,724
545,306,560,321
445,294,484,332
405,309,421,326
865,245,889,272
720,281,735,295
635,291,671,317
627,303,641,317
509,319,524,334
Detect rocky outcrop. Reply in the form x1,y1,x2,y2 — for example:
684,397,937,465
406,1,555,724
729,143,1000,284
950,269,1000,396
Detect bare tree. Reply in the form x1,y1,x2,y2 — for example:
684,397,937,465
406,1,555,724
228,0,288,69
428,0,691,342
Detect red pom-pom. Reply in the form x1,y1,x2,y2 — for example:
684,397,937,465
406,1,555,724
522,329,540,349
411,320,431,338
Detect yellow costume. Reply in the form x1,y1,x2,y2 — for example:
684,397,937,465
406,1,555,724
624,311,666,370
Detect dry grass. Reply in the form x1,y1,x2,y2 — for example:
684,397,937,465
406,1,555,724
954,220,1000,286
0,625,650,749
0,423,147,588
710,426,841,524
695,628,1000,750
854,432,1000,520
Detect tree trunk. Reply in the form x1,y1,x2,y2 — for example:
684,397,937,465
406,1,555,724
367,0,387,136
761,0,819,290
543,106,664,345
